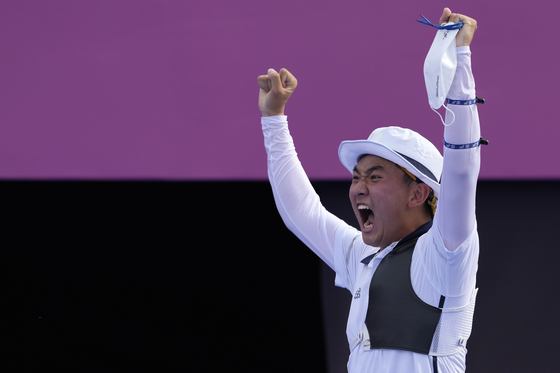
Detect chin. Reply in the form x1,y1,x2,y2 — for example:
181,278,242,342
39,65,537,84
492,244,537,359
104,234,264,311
361,233,379,247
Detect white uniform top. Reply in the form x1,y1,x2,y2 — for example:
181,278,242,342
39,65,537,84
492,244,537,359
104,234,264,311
262,47,480,373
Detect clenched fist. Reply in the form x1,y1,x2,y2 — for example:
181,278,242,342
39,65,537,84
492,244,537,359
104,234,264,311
257,68,298,117
439,8,477,47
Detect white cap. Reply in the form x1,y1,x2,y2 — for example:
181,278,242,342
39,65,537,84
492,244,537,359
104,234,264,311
338,126,443,197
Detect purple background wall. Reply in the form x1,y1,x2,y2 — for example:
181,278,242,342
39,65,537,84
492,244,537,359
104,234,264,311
2,0,558,180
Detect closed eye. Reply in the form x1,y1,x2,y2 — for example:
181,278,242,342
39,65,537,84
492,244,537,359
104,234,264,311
353,174,381,181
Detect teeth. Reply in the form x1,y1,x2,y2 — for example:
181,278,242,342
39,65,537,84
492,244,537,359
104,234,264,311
359,204,373,229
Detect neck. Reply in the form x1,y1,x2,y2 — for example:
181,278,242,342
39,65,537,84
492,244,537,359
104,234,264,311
380,219,433,252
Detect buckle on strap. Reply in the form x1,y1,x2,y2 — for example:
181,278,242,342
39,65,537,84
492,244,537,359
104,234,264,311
350,331,363,351
350,326,371,351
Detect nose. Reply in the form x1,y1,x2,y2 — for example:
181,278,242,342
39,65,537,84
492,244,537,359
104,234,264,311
351,177,369,196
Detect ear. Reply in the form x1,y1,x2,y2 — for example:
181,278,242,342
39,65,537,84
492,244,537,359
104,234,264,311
408,182,431,209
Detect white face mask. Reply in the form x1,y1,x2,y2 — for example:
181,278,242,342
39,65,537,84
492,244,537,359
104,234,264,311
422,23,460,125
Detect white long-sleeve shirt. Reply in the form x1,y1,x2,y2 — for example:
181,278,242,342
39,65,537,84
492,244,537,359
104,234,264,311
262,47,480,373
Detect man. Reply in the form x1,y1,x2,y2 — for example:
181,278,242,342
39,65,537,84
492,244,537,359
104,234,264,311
258,8,480,373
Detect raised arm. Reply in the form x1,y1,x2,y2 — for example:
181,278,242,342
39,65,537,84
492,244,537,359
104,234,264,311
436,9,481,251
258,69,349,269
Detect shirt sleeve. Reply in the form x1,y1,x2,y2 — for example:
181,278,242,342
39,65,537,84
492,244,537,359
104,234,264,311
411,47,481,303
435,46,481,251
262,115,355,270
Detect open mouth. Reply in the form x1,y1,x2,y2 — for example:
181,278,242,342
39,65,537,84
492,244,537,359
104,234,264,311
358,204,374,229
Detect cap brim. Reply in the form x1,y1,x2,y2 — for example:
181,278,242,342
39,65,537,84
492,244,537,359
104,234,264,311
338,140,441,197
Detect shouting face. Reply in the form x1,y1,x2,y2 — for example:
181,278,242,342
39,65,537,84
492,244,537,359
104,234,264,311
349,155,420,249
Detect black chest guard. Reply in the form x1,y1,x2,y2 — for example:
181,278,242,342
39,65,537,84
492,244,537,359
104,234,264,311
364,234,442,354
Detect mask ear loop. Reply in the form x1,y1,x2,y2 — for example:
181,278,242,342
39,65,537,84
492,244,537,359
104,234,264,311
431,102,455,127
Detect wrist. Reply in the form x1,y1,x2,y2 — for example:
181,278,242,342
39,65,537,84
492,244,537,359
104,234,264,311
261,110,285,117
260,104,286,117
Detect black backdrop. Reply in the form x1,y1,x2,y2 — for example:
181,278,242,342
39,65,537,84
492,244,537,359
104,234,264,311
4,180,560,372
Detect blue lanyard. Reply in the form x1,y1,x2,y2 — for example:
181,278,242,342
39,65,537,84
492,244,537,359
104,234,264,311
417,15,463,30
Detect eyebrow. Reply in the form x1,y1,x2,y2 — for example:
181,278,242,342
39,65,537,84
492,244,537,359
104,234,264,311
352,165,385,176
